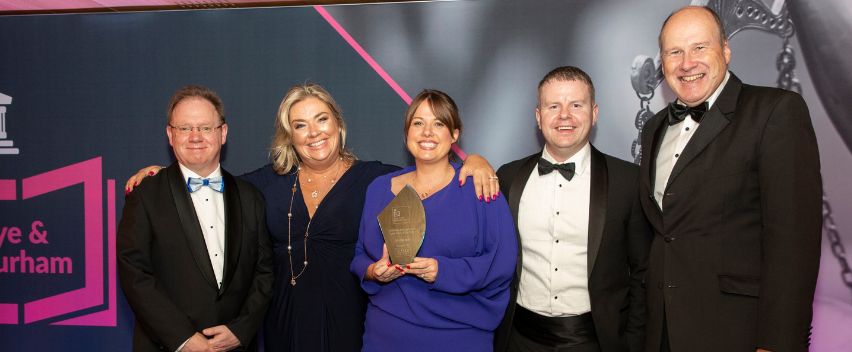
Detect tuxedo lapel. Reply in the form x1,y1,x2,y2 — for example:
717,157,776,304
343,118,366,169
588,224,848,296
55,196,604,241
645,116,667,192
667,76,741,186
507,155,539,226
641,112,667,230
587,147,608,277
220,170,243,294
507,154,538,282
666,111,728,185
167,164,218,290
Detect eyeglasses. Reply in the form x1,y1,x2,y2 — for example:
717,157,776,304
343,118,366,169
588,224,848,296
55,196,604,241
169,124,224,135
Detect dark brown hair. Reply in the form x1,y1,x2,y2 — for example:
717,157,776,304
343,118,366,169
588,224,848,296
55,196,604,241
404,89,463,140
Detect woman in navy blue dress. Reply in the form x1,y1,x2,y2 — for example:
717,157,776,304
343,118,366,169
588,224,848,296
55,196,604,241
125,83,500,352
351,89,518,352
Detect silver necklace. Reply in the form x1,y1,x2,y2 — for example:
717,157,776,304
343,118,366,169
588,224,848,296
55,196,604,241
302,159,342,206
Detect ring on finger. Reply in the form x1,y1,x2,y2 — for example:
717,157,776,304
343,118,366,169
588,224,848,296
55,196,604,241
489,176,499,180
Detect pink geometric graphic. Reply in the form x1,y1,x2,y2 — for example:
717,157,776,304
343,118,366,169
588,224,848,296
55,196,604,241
313,5,412,105
0,179,18,324
0,157,116,326
0,303,17,324
0,179,14,200
53,179,117,326
313,6,467,160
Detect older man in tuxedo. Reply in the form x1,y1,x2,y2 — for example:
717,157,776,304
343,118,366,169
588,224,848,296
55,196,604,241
118,85,272,352
639,6,822,352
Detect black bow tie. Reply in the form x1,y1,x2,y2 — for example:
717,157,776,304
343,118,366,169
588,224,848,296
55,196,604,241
668,102,708,125
537,159,575,181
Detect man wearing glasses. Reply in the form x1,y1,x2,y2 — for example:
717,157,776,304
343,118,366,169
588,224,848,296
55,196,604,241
118,85,272,352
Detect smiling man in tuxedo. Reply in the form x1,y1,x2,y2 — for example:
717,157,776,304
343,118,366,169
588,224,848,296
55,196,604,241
639,6,822,352
118,85,272,352
494,66,652,352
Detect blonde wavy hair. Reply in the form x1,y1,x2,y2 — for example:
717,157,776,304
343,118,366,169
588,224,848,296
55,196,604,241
270,83,356,174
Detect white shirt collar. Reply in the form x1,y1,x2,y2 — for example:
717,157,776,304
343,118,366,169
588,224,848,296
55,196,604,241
542,142,591,177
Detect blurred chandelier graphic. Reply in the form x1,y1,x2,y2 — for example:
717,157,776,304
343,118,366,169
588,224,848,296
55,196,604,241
629,0,852,300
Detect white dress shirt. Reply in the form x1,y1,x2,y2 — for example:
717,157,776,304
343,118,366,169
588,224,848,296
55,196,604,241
517,143,592,317
179,164,226,289
654,72,730,209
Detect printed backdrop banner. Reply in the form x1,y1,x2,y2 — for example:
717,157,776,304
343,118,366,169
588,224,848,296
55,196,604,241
1,0,850,350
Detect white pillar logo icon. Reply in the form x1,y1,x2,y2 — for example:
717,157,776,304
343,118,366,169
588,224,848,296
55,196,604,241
0,92,19,155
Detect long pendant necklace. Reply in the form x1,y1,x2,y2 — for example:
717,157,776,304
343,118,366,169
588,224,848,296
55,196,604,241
286,172,310,286
286,160,346,286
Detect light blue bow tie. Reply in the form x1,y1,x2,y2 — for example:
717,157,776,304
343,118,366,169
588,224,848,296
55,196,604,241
187,176,224,193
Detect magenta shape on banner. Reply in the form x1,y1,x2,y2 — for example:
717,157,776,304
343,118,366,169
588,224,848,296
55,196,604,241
0,157,116,326
53,179,117,326
21,157,102,324
0,179,14,200
0,180,18,323
0,303,16,324
313,5,467,160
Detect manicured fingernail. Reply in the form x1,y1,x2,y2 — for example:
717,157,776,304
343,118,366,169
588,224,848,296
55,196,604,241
134,181,139,186
458,180,462,187
124,188,129,195
387,262,392,267
486,196,491,203
479,195,483,201
147,171,155,176
405,265,410,269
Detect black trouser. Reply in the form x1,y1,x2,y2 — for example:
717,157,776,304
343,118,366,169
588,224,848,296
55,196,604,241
507,306,600,352
660,304,671,352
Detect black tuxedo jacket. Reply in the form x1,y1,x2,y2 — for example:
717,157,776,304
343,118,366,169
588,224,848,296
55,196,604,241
494,146,651,352
639,74,822,352
118,163,273,351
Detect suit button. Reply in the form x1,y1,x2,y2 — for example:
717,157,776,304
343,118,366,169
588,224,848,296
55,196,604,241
649,194,655,200
665,192,675,197
664,236,675,242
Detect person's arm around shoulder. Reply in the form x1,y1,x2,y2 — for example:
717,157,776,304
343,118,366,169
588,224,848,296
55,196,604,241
459,154,500,202
124,165,164,193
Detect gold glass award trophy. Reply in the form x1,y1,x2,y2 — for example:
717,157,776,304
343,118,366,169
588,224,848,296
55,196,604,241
377,185,426,265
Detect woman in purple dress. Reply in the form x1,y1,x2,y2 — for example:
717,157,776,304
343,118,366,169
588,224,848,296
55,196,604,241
351,89,518,352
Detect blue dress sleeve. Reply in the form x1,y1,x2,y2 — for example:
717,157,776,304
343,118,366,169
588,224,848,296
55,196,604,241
430,194,517,295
